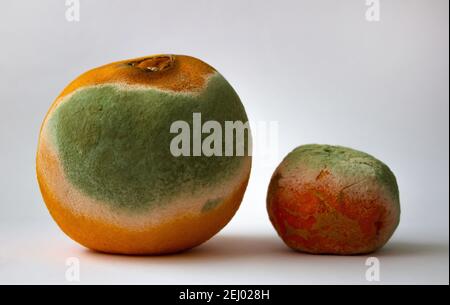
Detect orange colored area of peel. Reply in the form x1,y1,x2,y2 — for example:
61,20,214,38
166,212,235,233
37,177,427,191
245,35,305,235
35,54,250,254
37,140,249,254
57,54,215,102
43,179,248,255
268,175,392,254
37,54,217,164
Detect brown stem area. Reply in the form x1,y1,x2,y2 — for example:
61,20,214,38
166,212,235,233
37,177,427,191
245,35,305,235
128,55,175,72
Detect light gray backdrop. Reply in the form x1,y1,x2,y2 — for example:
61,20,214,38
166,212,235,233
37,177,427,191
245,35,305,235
0,0,448,284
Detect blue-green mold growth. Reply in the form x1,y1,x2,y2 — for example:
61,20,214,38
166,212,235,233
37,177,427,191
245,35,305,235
283,144,400,203
49,73,250,212
201,198,223,213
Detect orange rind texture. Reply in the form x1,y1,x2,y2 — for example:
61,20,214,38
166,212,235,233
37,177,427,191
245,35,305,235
267,144,400,255
37,54,251,254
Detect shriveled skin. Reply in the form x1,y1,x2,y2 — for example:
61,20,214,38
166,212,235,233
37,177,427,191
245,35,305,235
267,144,400,255
36,54,252,254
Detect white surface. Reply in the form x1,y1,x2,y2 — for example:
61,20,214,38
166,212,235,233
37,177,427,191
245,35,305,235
0,220,448,285
0,0,448,284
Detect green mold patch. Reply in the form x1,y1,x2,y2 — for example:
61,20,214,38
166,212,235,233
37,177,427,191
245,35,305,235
48,74,249,212
283,144,400,202
201,198,223,212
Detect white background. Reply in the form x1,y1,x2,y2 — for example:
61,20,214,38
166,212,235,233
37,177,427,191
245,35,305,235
0,0,448,284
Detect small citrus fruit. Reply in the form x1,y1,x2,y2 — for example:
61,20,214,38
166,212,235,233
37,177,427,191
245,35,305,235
267,144,400,255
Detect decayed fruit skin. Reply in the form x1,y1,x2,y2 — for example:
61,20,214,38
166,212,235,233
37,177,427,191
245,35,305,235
267,144,400,255
37,54,251,255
